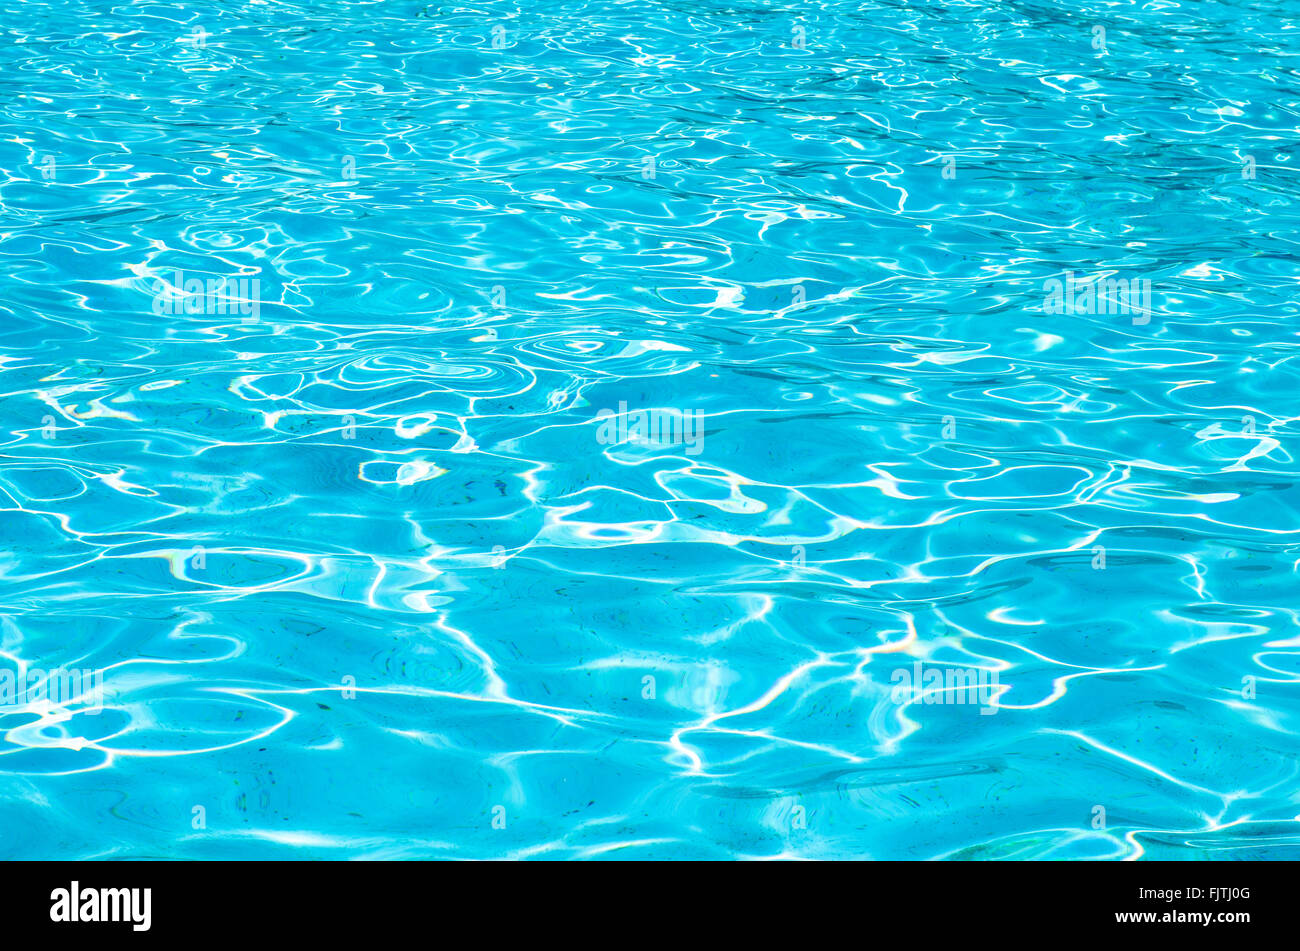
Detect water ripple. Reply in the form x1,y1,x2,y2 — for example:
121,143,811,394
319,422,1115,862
2,0,1299,860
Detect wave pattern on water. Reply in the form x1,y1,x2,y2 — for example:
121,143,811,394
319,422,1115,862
1,0,1299,859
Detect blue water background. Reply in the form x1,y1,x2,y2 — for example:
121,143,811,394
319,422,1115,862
2,0,1299,859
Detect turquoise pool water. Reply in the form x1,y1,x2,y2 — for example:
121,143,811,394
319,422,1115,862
3,0,1299,860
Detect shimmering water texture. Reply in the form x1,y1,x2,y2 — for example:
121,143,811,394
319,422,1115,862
3,0,1300,861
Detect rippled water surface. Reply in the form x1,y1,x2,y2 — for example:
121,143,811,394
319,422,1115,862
3,0,1300,859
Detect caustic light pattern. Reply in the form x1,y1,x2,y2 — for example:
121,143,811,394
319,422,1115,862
2,0,1299,860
